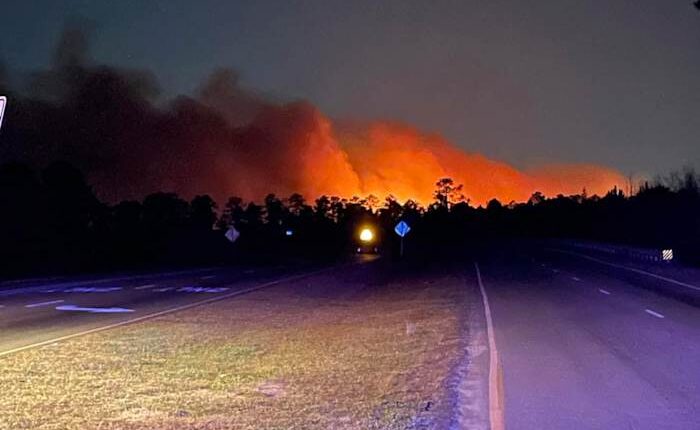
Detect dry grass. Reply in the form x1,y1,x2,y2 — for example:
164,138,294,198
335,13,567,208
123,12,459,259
0,270,467,429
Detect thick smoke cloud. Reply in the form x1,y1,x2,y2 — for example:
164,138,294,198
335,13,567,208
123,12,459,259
0,26,624,206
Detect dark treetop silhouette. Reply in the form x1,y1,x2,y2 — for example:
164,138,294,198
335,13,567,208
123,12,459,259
2,160,700,279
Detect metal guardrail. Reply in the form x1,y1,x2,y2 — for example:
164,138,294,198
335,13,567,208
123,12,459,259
554,239,672,263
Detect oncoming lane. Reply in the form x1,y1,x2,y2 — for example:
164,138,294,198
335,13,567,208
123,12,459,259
0,264,322,356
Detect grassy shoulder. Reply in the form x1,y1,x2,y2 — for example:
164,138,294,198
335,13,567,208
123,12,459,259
0,267,468,429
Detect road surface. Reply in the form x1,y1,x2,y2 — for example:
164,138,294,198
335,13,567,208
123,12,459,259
2,248,700,429
479,247,700,429
0,264,314,356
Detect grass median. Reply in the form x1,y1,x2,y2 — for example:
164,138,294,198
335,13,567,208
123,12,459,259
0,268,468,429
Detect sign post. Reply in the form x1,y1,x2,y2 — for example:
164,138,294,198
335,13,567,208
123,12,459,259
394,221,411,257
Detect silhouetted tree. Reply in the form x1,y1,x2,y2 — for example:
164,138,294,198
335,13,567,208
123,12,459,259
487,199,503,211
314,195,333,220
528,191,545,206
264,194,286,226
190,195,217,230
142,192,189,234
433,177,465,209
217,196,245,229
287,193,308,216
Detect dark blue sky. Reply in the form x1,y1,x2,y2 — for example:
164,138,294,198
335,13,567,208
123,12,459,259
2,1,699,178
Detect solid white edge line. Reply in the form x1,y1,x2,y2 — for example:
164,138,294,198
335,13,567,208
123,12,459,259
549,249,700,292
474,262,505,430
645,309,665,319
25,299,65,308
0,266,336,359
134,284,156,290
598,289,611,295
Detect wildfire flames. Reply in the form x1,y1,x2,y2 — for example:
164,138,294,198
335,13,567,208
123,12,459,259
215,102,624,206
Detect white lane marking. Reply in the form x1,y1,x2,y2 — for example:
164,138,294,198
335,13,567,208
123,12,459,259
25,299,65,308
56,305,134,314
0,268,220,297
598,289,611,295
200,275,216,280
177,286,229,293
63,287,122,293
552,269,560,274
153,287,174,292
645,309,665,319
134,284,156,290
551,249,700,292
0,266,343,358
474,262,505,430
572,276,581,282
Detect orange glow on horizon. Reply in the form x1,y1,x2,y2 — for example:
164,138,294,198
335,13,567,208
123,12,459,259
210,102,625,206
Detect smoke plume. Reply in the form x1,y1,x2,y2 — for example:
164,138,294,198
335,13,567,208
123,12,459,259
0,26,624,206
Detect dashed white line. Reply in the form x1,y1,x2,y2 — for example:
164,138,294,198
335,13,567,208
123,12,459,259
645,309,665,319
200,275,216,280
598,289,611,295
550,249,700,292
25,299,65,308
571,276,581,282
134,284,156,290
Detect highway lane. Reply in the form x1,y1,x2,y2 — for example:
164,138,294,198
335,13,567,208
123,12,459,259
0,264,313,355
479,248,700,429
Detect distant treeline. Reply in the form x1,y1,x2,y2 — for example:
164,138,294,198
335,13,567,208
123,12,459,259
2,161,700,277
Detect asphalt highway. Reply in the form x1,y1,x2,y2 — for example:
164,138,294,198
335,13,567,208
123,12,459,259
0,264,311,356
479,247,700,429
2,247,700,429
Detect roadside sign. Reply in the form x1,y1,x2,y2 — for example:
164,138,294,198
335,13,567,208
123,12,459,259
662,249,673,261
394,221,411,238
394,221,411,257
0,96,6,130
225,226,240,243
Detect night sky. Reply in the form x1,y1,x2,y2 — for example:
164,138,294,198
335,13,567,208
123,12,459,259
2,0,699,181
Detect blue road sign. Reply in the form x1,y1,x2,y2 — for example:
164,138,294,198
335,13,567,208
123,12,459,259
394,221,411,238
